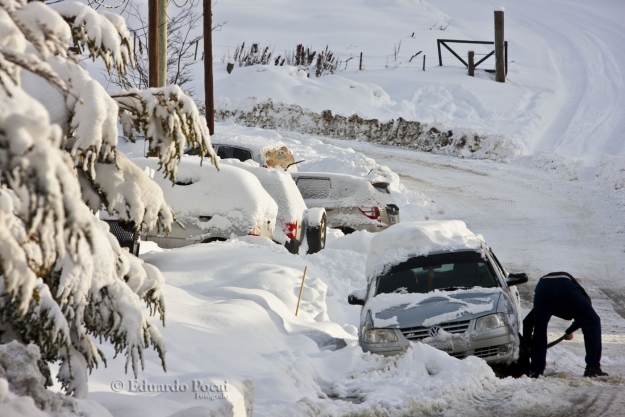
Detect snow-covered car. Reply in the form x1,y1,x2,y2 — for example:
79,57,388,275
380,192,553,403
133,158,278,248
291,172,400,234
348,220,529,374
220,159,327,254
186,135,301,172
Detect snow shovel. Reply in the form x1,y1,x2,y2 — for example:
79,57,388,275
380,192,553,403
547,334,567,349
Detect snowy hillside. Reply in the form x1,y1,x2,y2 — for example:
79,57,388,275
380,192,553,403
204,0,625,164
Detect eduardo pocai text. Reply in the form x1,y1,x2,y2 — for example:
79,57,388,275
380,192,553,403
110,379,229,400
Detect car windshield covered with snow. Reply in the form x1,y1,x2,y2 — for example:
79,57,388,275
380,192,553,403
349,220,529,376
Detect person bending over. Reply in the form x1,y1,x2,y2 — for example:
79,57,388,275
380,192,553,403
523,271,607,378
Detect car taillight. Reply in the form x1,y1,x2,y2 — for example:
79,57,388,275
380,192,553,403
359,206,381,221
284,221,298,240
249,226,261,236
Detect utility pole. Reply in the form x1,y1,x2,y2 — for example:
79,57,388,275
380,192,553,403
158,0,167,86
494,7,505,83
148,0,158,87
204,0,215,134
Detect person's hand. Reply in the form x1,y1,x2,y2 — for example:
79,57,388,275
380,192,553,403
564,333,574,340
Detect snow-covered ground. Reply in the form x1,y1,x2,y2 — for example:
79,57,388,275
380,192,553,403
82,0,625,415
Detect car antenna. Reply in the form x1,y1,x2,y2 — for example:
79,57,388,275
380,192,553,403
211,123,237,137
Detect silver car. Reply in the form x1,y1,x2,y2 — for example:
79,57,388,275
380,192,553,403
291,172,399,234
348,221,528,374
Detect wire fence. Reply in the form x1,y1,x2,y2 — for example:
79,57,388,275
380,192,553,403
179,42,497,71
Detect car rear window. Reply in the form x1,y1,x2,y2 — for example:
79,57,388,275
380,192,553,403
295,177,331,199
374,251,498,295
217,146,253,162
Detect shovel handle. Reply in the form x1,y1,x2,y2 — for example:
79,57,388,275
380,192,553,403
547,334,567,349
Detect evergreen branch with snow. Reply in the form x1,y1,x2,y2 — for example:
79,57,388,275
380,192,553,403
112,86,218,182
52,1,134,74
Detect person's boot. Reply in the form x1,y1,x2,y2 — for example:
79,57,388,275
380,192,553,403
583,366,608,377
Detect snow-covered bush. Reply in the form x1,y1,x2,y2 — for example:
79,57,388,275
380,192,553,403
0,0,216,402
235,42,341,77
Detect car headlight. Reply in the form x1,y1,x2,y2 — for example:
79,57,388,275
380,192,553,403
475,313,508,331
364,329,399,344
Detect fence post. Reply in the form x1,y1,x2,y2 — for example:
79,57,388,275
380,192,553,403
359,52,363,70
494,8,505,82
468,51,475,76
423,54,426,71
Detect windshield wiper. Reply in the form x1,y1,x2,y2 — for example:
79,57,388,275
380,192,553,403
438,286,470,292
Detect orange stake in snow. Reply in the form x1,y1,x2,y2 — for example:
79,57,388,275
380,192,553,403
295,266,308,316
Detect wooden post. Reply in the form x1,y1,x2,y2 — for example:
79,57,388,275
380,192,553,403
148,0,158,88
468,51,475,76
295,266,308,316
423,54,426,71
494,8,505,82
437,40,442,66
157,0,167,86
204,0,215,134
359,52,363,70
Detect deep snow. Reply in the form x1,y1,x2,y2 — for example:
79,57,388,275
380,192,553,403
62,0,625,415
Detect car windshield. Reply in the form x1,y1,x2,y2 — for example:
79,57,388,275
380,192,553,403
374,251,499,295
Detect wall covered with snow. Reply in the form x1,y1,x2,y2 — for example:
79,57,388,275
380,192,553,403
216,98,522,162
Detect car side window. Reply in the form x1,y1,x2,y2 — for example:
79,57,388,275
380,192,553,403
295,177,331,199
217,146,253,162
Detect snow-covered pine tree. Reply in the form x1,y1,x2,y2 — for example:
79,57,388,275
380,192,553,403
0,0,217,402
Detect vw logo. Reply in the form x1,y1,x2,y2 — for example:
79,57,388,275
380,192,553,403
429,326,441,337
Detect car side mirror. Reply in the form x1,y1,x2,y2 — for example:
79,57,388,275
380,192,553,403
348,289,366,306
506,272,529,287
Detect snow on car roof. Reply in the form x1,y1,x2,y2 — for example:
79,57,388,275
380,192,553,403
220,159,307,225
366,220,484,280
132,158,278,229
212,134,289,154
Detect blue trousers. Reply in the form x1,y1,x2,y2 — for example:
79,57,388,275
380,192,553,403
530,278,602,375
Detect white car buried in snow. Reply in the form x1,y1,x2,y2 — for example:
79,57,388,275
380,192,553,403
134,158,277,248
220,159,327,254
348,220,530,376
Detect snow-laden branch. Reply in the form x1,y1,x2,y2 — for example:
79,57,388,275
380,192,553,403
0,45,68,91
52,1,134,74
112,85,218,182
